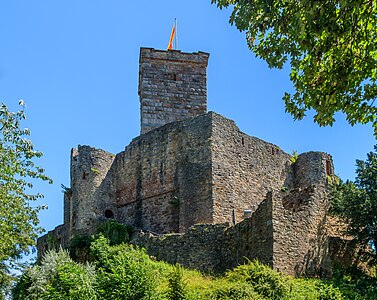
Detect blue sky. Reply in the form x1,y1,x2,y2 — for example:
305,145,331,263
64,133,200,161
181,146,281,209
0,1,375,234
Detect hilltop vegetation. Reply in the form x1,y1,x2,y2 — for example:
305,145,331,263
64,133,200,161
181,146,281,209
13,231,377,300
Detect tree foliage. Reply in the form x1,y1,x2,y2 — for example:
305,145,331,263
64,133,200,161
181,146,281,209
0,102,52,291
212,0,377,136
331,145,377,258
12,249,97,300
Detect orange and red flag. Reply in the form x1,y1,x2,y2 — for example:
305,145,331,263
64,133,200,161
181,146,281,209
167,22,176,50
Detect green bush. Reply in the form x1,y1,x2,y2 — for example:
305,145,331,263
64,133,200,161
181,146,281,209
47,262,97,299
90,235,159,300
69,234,93,261
330,266,377,300
209,279,264,300
13,249,97,300
226,260,289,299
167,265,187,300
69,220,132,262
96,220,132,245
317,282,343,300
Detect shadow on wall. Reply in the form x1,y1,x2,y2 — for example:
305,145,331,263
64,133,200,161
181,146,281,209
298,215,331,278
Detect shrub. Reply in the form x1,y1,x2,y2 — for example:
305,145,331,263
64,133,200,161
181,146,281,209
90,235,158,300
96,220,132,245
317,282,343,300
47,262,97,299
330,266,377,300
12,249,97,300
69,235,93,261
167,265,187,300
209,279,263,300
226,260,289,299
13,236,377,300
69,221,132,262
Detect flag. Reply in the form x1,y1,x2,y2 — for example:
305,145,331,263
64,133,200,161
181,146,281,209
167,22,176,50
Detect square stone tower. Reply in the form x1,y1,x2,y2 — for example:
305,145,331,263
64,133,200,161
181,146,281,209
139,47,209,134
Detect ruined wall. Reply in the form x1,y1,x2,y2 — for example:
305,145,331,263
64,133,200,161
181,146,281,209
293,152,333,187
131,224,227,273
115,113,213,234
131,191,332,277
139,48,209,134
220,196,274,271
211,113,292,225
270,189,329,277
176,114,213,232
129,150,334,276
130,221,263,274
37,224,69,260
271,152,333,277
69,146,115,236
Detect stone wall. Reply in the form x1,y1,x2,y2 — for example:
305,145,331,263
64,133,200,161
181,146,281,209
220,196,273,271
115,113,213,233
130,187,332,277
131,224,227,273
129,149,334,276
113,126,180,233
114,111,295,234
38,112,335,278
211,113,292,225
139,48,209,134
271,188,330,277
37,224,69,260
272,152,333,277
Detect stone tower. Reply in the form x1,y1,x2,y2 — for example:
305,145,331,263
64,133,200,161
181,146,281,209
138,47,209,134
68,146,115,236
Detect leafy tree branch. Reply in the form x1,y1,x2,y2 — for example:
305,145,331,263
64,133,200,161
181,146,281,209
212,0,377,136
0,101,52,296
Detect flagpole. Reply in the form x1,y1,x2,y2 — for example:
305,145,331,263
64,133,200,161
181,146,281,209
175,18,178,50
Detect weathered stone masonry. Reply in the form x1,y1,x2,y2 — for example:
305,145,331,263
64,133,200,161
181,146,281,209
38,47,338,277
139,48,209,134
131,150,334,277
116,113,213,234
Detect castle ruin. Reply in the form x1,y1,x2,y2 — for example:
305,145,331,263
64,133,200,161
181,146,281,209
38,48,337,277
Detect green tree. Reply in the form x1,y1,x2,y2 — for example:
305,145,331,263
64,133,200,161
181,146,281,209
212,0,377,136
12,249,97,300
331,145,377,260
0,101,52,294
